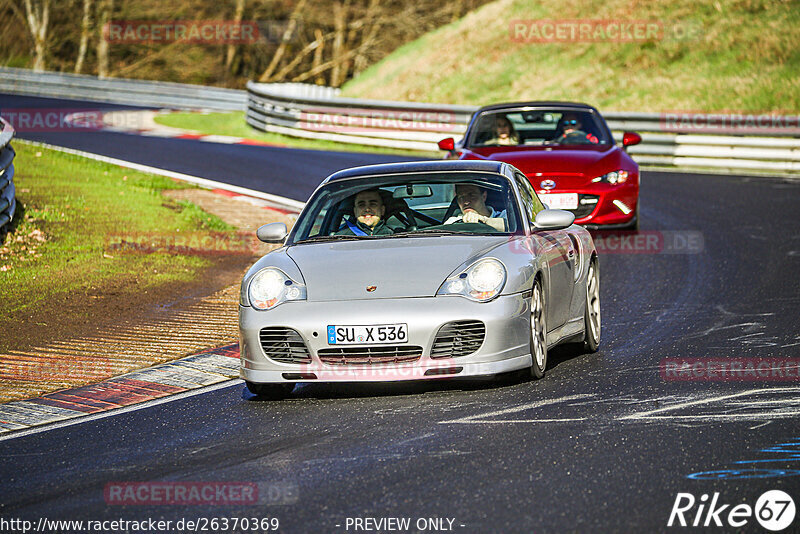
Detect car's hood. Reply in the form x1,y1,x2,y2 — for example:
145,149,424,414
467,146,615,175
286,236,508,301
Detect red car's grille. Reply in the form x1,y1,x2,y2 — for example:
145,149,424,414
570,194,600,219
318,345,422,365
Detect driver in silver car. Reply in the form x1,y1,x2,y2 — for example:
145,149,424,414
444,184,507,232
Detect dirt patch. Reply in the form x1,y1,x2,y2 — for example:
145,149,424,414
0,188,296,403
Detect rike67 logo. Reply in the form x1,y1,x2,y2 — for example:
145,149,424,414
668,490,796,531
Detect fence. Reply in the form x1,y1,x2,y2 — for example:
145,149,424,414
0,68,797,172
0,118,15,231
0,67,245,111
247,82,800,172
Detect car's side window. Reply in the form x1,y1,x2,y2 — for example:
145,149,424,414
514,172,544,225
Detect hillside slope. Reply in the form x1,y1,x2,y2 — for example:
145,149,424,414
342,0,800,112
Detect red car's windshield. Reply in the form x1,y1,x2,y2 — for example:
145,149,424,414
467,109,611,148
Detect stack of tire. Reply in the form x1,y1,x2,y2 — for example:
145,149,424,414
0,117,16,234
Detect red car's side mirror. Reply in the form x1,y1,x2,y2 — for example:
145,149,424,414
438,138,455,151
622,132,642,148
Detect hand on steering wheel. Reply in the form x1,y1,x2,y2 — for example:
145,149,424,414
461,210,488,225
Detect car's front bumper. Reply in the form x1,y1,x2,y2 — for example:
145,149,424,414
239,293,532,383
538,182,639,226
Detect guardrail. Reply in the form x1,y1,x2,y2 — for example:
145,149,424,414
0,67,246,111
0,117,16,232
247,82,800,172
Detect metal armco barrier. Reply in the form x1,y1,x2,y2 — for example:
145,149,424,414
247,82,800,172
0,117,16,231
0,67,246,111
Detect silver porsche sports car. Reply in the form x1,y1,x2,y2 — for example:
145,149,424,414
239,160,600,398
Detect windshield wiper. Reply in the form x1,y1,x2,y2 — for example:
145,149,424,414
294,234,371,244
385,229,466,237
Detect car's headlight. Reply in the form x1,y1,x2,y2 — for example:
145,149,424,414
438,258,506,302
247,268,306,310
592,170,629,185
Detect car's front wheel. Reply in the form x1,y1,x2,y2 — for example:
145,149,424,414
529,280,547,379
246,382,294,400
583,259,601,352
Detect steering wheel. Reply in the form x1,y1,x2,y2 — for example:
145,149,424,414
558,130,594,145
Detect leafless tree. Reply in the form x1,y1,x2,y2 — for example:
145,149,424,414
95,0,111,77
225,0,245,71
258,0,307,82
74,0,92,74
1,0,491,87
20,0,50,71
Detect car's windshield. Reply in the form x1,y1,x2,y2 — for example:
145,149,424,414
289,172,522,245
467,109,611,147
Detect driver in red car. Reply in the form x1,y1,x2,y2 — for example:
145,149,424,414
555,113,599,144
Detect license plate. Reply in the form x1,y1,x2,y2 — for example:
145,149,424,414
539,193,578,210
327,324,408,345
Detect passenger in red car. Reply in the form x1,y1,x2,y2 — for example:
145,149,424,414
485,115,519,146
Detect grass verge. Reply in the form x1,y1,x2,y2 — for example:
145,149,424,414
153,111,439,157
342,0,800,112
0,143,236,350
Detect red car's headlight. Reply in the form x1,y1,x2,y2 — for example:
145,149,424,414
592,170,629,185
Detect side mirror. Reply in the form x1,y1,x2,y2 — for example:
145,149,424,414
256,222,288,243
534,209,575,231
622,131,642,149
438,138,455,151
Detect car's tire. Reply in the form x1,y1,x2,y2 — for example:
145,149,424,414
529,280,548,379
583,259,601,353
246,382,294,400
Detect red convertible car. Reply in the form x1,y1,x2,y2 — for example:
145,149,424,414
439,102,642,229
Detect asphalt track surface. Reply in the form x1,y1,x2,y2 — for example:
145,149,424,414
2,94,800,533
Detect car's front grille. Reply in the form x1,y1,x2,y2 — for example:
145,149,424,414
430,320,486,359
318,345,423,365
567,194,600,219
259,327,312,364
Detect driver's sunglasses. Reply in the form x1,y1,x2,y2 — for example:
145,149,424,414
564,119,579,126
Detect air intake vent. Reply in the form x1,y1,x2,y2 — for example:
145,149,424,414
318,345,422,365
430,321,485,359
259,327,311,364
568,194,599,219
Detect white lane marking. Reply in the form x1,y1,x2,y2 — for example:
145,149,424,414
446,418,587,424
0,379,241,443
439,394,594,425
629,412,800,421
618,387,800,421
14,139,306,212
749,421,772,430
